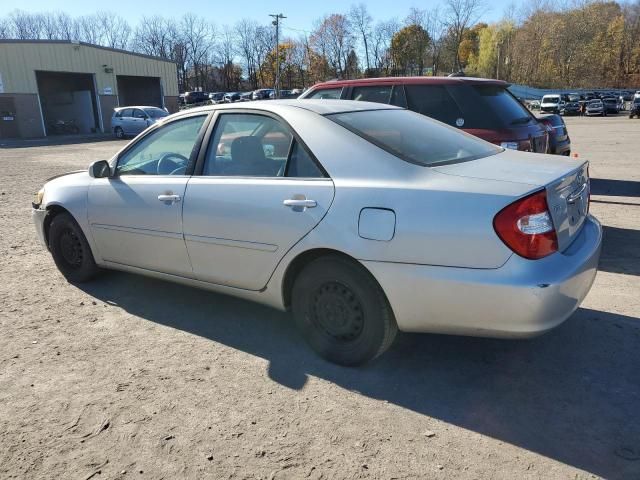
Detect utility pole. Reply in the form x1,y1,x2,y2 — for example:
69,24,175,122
269,13,286,99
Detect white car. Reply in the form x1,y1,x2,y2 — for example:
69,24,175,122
33,101,602,365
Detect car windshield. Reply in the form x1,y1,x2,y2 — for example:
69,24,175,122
144,108,169,118
543,97,560,103
326,109,501,167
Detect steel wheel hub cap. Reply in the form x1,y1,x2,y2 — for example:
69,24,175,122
59,229,83,268
312,282,364,341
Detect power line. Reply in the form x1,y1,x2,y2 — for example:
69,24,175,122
269,13,286,99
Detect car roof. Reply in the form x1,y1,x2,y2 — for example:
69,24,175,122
176,99,401,116
309,76,509,89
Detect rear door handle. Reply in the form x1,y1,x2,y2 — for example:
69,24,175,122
158,194,181,203
283,199,317,209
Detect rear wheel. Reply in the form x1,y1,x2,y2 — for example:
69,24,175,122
49,212,99,283
114,127,125,139
291,255,397,366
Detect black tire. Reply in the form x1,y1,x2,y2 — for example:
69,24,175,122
48,212,99,283
114,127,125,139
291,255,397,366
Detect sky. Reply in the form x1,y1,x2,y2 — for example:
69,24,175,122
2,0,512,34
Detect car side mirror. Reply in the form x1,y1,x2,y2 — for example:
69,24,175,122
88,160,111,178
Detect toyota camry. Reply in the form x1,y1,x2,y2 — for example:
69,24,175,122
32,100,602,365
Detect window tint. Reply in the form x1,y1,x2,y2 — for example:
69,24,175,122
287,141,324,178
145,108,168,118
307,88,343,99
114,110,123,118
404,85,465,127
352,86,392,104
327,109,500,167
121,108,133,117
116,115,206,176
459,85,534,128
204,114,293,177
133,109,146,118
390,86,408,108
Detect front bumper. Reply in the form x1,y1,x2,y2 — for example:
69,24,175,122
363,215,602,337
32,208,48,248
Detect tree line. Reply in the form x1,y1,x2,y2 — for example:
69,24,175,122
1,1,639,92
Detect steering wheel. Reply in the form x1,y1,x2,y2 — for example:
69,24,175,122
157,152,189,175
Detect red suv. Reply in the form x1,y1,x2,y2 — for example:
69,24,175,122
299,77,549,153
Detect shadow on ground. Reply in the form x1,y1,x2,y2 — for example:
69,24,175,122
80,270,640,480
599,225,640,276
0,133,120,149
591,178,640,197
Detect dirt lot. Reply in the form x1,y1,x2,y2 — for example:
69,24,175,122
1,115,639,480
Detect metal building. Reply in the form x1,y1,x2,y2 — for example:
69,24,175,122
0,40,179,139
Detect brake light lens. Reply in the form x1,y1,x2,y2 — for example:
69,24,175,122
493,190,558,260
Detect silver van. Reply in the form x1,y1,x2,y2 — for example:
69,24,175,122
112,106,169,138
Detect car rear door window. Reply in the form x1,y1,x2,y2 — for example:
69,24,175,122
404,85,466,127
307,88,343,99
351,86,393,104
203,114,292,177
286,141,325,178
203,113,325,178
121,108,133,118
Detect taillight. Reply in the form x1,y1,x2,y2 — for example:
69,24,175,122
493,190,558,260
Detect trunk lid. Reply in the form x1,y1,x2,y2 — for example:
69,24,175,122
434,150,589,251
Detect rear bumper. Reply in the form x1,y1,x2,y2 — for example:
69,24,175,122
363,215,602,337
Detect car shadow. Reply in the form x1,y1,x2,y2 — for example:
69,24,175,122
79,272,640,480
599,225,640,276
591,178,640,197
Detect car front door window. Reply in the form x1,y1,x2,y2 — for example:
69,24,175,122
116,115,206,176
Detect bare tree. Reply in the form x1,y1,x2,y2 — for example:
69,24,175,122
215,25,237,90
76,15,101,44
311,14,355,79
235,19,260,88
95,11,131,49
370,19,400,75
349,3,373,72
55,12,78,40
0,18,14,38
444,0,486,70
8,10,43,39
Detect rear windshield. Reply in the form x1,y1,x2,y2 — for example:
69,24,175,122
404,84,534,129
326,109,500,167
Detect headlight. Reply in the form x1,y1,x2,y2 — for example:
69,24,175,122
500,142,519,150
33,188,45,208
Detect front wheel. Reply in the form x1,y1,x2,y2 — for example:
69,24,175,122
291,255,397,366
49,212,100,283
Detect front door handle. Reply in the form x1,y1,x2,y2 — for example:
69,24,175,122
283,198,317,209
158,194,181,203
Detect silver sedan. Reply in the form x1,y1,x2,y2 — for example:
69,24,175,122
32,100,602,365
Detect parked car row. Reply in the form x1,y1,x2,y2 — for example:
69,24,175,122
34,97,600,366
180,89,305,107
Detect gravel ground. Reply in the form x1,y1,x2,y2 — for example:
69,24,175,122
0,115,639,480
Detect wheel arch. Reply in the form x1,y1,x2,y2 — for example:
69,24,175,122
281,248,392,313
43,204,73,247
